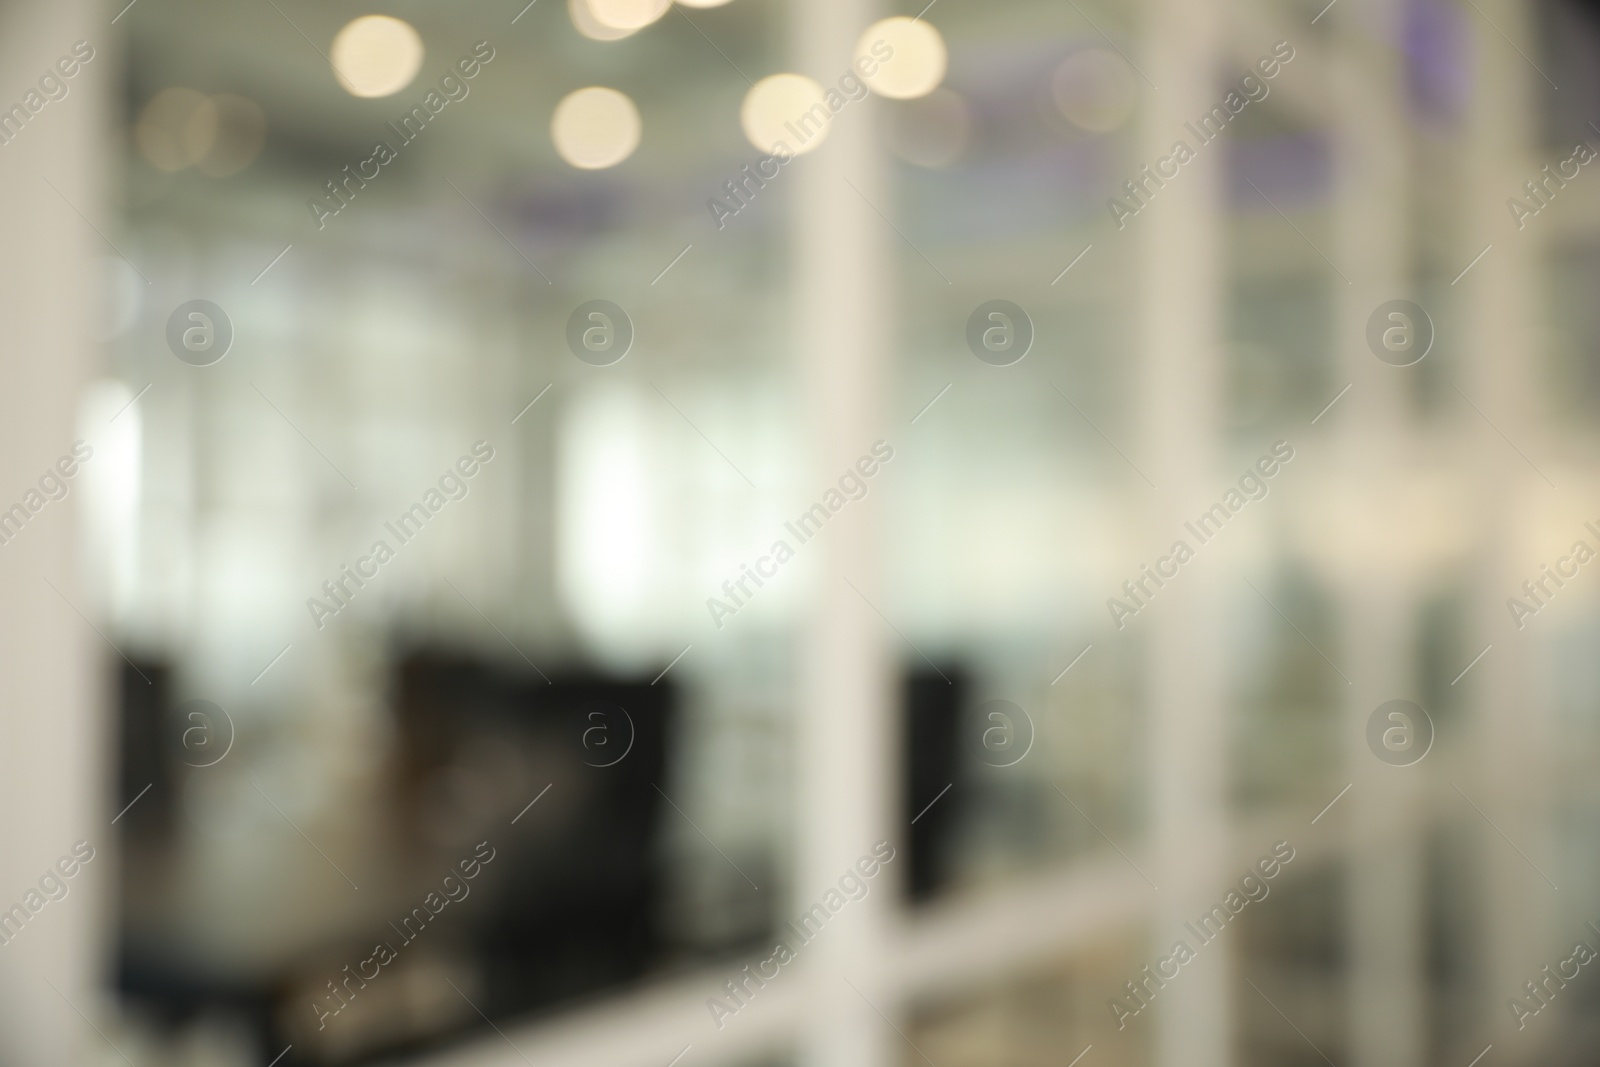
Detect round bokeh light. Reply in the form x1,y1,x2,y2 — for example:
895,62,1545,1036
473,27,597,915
740,73,829,156
330,15,424,99
552,87,643,169
856,17,947,100
1051,48,1137,132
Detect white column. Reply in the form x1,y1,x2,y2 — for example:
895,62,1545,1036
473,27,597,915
0,2,110,1065
1342,586,1428,1067
1460,0,1553,1050
1328,5,1427,1065
791,2,896,1067
1139,2,1228,1066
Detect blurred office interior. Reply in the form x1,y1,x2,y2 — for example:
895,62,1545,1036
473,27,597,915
3,0,1600,1065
